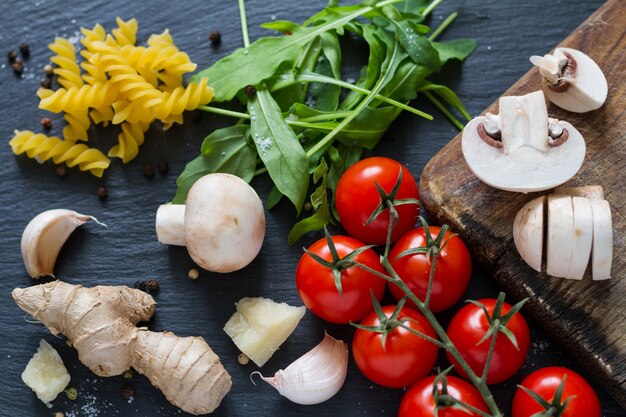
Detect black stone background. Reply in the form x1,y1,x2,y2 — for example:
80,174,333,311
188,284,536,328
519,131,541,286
0,0,622,416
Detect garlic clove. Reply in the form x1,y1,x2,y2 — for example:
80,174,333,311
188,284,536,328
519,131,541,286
513,196,545,272
546,195,575,278
589,198,612,280
21,209,105,278
253,332,348,405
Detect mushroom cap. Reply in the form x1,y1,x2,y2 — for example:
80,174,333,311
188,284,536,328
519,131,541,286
542,47,608,113
184,173,265,273
513,196,545,272
546,195,575,278
462,117,586,192
590,198,612,280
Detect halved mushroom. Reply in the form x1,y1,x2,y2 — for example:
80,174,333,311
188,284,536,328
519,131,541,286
462,90,586,192
513,186,612,280
530,47,608,113
155,173,266,273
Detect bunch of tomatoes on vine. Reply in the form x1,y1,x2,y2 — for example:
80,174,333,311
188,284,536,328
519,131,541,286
294,157,601,417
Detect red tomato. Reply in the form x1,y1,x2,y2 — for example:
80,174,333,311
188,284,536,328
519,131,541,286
296,235,386,324
335,157,419,245
512,367,601,417
389,226,472,312
352,305,438,388
446,299,530,384
399,375,490,417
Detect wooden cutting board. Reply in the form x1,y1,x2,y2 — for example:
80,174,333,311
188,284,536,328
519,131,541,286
420,0,626,408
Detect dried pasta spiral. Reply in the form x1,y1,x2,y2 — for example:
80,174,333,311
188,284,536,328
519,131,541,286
63,111,91,142
108,122,149,163
112,17,137,46
49,37,83,89
9,130,110,177
154,77,214,123
38,82,117,114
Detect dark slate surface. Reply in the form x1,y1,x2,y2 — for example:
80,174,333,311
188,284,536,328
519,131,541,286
0,1,621,416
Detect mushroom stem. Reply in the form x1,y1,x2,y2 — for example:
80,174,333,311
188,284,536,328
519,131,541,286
156,204,186,246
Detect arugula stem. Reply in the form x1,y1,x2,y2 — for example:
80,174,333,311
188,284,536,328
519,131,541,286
198,105,249,119
238,0,251,47
429,11,458,41
254,167,268,176
298,112,352,123
423,91,465,130
421,0,443,17
297,72,433,119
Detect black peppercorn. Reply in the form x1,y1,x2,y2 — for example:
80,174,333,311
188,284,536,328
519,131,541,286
96,186,108,200
19,43,30,58
7,50,17,63
209,31,221,45
41,117,52,130
56,166,67,178
146,279,160,293
121,386,134,400
156,161,169,174
11,58,23,75
133,280,147,291
41,78,52,89
244,85,256,97
43,64,54,76
143,163,155,178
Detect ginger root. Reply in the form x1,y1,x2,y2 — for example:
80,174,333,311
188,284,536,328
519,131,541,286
12,281,231,415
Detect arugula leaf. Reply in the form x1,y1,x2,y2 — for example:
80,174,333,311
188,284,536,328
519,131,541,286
308,56,342,111
419,81,471,120
287,158,331,244
172,125,256,203
392,19,441,71
195,0,403,102
432,38,477,65
248,86,309,213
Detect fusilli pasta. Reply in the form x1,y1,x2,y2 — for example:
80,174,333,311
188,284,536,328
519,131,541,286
108,122,150,163
49,37,83,89
10,130,110,177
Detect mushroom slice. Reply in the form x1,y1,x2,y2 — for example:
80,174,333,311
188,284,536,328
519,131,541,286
530,47,608,113
513,196,545,272
546,195,574,278
554,185,604,200
589,198,613,280
462,91,586,192
568,197,593,280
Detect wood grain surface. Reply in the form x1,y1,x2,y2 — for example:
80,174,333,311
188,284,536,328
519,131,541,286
421,0,626,407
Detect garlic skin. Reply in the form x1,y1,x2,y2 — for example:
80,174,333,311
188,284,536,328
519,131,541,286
21,209,104,278
254,332,348,405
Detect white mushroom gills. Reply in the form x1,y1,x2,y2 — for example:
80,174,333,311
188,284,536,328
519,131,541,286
462,90,586,192
21,209,105,278
513,186,612,280
252,332,348,405
530,47,608,113
155,173,266,273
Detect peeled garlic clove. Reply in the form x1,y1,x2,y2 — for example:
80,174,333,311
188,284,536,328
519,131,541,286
21,209,104,278
253,332,348,405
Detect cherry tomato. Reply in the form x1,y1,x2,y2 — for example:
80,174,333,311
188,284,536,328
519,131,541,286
389,226,472,312
399,375,490,417
352,305,438,388
296,235,386,324
512,367,601,417
446,299,530,384
335,157,419,245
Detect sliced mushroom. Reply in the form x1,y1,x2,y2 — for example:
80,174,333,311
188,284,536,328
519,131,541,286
568,197,593,280
513,186,612,280
546,194,575,278
530,47,608,113
590,198,612,280
513,196,545,272
462,90,586,192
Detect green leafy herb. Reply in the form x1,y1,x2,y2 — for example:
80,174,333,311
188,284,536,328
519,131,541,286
178,0,476,242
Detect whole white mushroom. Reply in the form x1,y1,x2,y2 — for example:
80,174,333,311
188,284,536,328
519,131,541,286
156,173,265,273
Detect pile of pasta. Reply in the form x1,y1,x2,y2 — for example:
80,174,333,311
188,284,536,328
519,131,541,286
9,17,213,177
